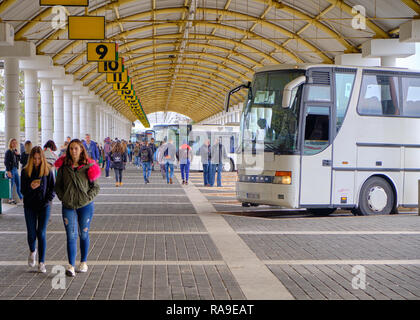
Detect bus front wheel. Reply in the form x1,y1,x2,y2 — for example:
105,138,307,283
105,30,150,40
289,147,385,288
354,177,395,216
307,208,336,216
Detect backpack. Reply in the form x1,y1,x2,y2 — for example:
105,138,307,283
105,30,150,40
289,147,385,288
113,153,122,163
140,148,150,162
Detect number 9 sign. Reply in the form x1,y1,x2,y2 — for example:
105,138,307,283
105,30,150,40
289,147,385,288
87,42,117,62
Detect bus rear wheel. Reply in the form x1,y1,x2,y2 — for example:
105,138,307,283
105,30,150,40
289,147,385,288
307,208,336,216
354,177,395,216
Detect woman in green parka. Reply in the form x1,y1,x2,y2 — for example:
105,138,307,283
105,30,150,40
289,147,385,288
54,139,101,277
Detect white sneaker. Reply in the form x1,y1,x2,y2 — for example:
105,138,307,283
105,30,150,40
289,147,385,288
28,251,36,268
65,265,75,277
77,262,88,273
38,263,46,273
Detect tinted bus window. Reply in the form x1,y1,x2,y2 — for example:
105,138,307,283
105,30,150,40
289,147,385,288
402,76,420,117
358,74,400,116
335,72,355,132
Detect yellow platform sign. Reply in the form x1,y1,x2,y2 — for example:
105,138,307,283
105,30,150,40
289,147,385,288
69,16,105,40
113,82,132,91
40,0,88,5
98,58,124,73
87,42,117,61
106,70,129,83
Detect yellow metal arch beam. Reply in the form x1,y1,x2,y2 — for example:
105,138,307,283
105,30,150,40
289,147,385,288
0,0,17,15
133,73,245,105
125,49,254,74
141,93,218,113
128,55,252,81
198,8,335,62
137,85,226,107
141,96,219,117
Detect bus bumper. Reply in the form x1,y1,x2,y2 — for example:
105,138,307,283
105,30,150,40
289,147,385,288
236,181,298,208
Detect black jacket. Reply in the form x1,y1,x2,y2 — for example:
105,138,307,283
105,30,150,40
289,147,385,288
20,152,30,168
4,149,20,171
139,145,153,163
21,167,55,209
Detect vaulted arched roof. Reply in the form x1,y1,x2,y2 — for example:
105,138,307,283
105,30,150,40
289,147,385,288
0,0,418,122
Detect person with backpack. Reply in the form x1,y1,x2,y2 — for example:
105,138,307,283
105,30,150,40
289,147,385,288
139,141,153,184
109,141,127,187
133,142,140,168
54,139,101,277
20,140,32,169
20,146,55,273
179,140,193,185
161,139,177,184
83,134,100,163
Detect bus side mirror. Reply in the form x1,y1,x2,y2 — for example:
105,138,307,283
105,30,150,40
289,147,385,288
225,81,251,112
282,76,306,108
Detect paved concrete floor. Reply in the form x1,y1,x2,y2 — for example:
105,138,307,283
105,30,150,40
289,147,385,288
0,165,419,300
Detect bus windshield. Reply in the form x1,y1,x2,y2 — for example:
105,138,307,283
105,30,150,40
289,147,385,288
242,70,305,154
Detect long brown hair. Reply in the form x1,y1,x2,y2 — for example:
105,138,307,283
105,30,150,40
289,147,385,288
24,146,51,177
111,141,124,154
64,139,90,167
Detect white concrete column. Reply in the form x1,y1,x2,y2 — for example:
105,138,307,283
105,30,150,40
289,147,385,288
53,85,64,145
4,58,21,147
23,69,39,146
72,94,79,139
40,78,53,147
90,103,97,141
80,100,87,138
85,102,92,137
63,90,73,139
95,105,100,142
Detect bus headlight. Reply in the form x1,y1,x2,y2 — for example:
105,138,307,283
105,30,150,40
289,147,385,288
273,171,292,184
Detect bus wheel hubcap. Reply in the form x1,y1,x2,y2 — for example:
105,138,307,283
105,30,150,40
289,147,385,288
367,187,387,212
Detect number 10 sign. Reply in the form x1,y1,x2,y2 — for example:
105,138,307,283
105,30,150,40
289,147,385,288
87,42,118,62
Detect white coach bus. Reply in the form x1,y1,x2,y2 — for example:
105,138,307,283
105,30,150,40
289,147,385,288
189,124,240,172
226,64,420,216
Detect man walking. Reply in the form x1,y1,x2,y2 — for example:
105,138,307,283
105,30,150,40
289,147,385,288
210,137,228,187
199,139,212,187
139,141,153,184
149,138,157,171
83,134,100,163
161,139,176,184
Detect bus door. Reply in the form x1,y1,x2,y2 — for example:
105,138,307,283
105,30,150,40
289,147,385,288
299,70,333,206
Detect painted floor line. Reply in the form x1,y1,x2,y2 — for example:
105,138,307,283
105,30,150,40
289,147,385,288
177,174,294,300
1,213,197,217
237,231,420,235
0,260,226,266
97,194,188,197
51,202,193,205
263,260,420,265
0,231,208,235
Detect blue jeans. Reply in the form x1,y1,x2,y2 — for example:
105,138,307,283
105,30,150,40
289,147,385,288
62,202,94,266
180,161,190,181
9,167,23,200
165,162,174,183
105,157,111,177
141,162,151,181
24,205,51,263
114,168,123,183
209,163,222,187
134,156,140,167
202,163,210,186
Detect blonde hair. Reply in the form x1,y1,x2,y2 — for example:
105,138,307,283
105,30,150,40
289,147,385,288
8,138,17,150
121,141,127,152
24,146,51,178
